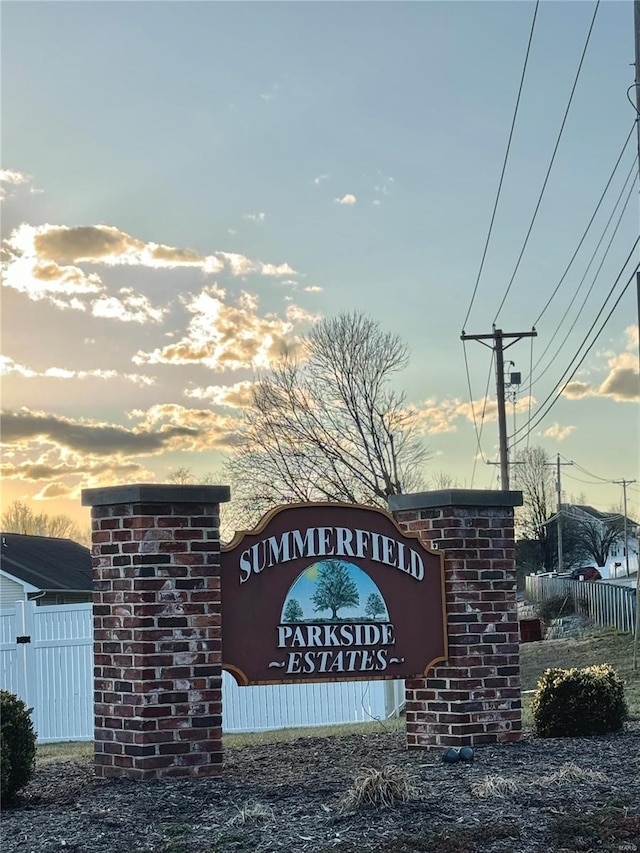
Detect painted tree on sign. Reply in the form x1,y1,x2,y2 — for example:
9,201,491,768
364,592,386,619
311,561,360,620
283,599,304,623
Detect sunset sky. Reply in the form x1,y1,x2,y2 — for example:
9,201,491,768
2,0,639,529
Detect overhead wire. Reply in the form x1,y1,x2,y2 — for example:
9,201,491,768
464,339,495,485
532,123,636,328
462,0,540,332
523,164,638,389
510,243,639,446
493,0,601,324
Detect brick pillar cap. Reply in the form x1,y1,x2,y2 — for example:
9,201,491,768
388,489,523,513
82,483,231,507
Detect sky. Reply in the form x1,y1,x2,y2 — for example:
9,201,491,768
1,0,639,530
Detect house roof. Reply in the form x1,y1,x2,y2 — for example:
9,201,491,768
563,504,638,528
0,532,92,592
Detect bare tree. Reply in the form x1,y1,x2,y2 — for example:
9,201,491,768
1,500,90,546
428,471,461,490
226,313,429,526
512,447,554,567
512,446,554,539
565,509,624,568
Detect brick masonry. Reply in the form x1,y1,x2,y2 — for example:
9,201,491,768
389,490,523,749
82,484,230,780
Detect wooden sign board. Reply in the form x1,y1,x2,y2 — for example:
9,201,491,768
221,503,447,686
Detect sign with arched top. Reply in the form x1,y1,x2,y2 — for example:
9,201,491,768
221,503,447,685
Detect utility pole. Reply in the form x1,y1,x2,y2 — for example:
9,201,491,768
632,0,640,668
547,454,573,572
613,479,637,577
461,327,537,490
635,1,640,381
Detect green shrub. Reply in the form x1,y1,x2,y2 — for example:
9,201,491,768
0,690,37,803
536,594,574,625
532,664,627,738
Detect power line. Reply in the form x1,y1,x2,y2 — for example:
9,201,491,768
463,338,496,484
524,166,638,390
511,246,639,446
533,124,636,327
462,0,540,331
493,0,601,324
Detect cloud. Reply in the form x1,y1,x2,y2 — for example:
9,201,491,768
91,289,166,324
542,423,575,441
0,458,148,483
314,174,329,185
335,194,357,205
0,169,31,186
304,285,323,293
411,395,536,436
3,256,103,299
373,173,395,202
563,380,592,399
562,327,639,403
4,222,296,276
2,221,296,322
0,355,154,386
133,285,317,372
185,380,255,408
0,408,199,456
260,83,279,102
0,169,33,201
243,212,266,223
128,403,241,449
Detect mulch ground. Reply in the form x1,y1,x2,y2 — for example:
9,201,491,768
3,725,640,853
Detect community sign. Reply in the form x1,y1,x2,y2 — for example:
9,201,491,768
221,503,447,685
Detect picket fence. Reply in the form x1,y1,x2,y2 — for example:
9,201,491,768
525,575,638,634
0,602,403,743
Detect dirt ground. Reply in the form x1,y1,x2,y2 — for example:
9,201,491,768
3,724,640,853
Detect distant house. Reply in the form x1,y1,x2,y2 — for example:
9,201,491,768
0,533,92,607
562,504,639,579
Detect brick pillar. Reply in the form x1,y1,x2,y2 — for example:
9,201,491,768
82,484,230,780
388,489,523,749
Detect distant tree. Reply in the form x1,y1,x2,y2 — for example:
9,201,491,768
364,592,386,619
167,466,196,484
428,471,461,490
512,447,555,567
226,312,429,528
311,561,360,620
1,501,89,546
282,599,304,623
566,510,624,568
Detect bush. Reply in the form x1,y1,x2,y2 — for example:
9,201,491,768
536,595,574,625
0,690,37,803
532,664,627,738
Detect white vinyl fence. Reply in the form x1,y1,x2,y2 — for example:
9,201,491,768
525,575,637,634
0,601,403,743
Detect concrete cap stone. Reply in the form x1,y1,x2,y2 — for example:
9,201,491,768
82,483,231,507
388,489,523,512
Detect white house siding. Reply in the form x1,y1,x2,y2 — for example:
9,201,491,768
0,573,27,607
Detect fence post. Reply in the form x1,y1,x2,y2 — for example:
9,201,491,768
390,489,522,748
82,484,230,780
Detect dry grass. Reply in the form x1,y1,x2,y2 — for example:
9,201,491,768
338,765,420,814
472,761,608,800
471,774,522,799
539,761,608,785
229,802,274,825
